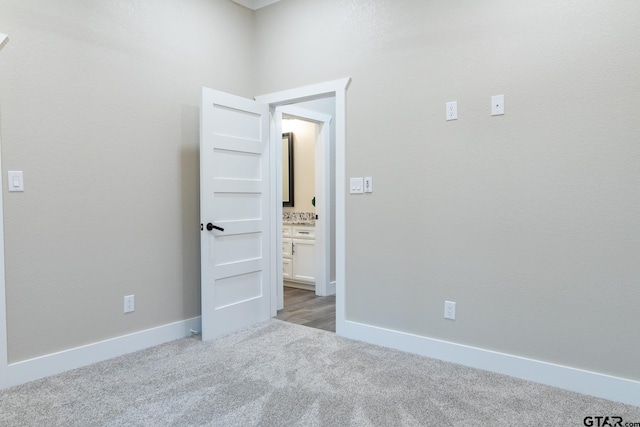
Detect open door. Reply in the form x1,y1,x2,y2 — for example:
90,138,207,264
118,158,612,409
200,87,271,341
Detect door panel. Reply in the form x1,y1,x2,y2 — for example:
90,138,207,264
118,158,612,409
215,233,262,265
200,87,270,341
213,150,262,180
213,194,262,221
214,271,262,309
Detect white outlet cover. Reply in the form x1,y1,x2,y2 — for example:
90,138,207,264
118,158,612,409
491,95,505,116
124,295,135,313
444,300,456,320
364,177,373,193
446,101,458,121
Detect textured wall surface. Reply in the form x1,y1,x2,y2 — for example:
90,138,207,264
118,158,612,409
255,0,640,380
0,0,254,363
1,0,639,384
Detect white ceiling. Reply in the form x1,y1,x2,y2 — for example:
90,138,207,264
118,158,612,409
231,0,281,10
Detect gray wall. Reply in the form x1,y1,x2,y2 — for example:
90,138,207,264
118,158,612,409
2,0,639,384
0,0,254,363
254,0,640,380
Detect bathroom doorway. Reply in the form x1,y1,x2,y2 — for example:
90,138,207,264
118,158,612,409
275,103,336,332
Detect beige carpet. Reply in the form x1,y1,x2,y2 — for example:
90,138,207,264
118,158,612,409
1,319,638,426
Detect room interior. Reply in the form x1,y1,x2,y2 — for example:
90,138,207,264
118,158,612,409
0,0,638,409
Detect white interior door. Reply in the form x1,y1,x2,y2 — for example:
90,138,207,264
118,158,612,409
200,87,270,341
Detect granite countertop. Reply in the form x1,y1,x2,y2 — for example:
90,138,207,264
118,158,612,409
283,212,316,226
283,220,316,226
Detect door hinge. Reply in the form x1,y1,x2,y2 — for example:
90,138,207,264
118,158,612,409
200,223,203,231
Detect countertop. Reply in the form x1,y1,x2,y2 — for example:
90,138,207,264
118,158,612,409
283,221,315,226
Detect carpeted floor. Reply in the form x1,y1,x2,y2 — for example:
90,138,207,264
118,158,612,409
1,319,638,426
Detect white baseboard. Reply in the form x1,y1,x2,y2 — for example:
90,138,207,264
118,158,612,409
342,320,640,407
4,317,201,389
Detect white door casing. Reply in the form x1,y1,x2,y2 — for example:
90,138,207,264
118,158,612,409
200,88,271,341
256,77,351,333
0,32,9,389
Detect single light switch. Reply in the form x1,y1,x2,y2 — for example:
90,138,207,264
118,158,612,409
364,177,373,193
8,171,24,192
350,177,363,194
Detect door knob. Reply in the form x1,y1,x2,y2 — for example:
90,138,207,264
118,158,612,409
206,223,224,232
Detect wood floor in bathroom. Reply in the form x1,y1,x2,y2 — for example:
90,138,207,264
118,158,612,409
275,286,336,333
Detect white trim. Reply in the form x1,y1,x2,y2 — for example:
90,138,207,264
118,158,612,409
256,78,351,334
0,106,7,390
334,85,347,335
343,320,640,407
270,109,283,313
277,106,332,128
0,32,8,386
3,317,201,389
327,280,336,296
256,78,351,107
231,0,281,11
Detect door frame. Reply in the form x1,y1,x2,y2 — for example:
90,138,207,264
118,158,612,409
255,77,350,335
276,105,332,308
0,32,8,389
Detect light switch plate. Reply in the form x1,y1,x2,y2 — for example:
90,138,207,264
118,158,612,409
8,171,24,192
350,177,363,194
491,95,505,116
364,177,373,193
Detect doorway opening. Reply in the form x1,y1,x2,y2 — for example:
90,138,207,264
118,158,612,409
275,286,336,332
276,113,335,332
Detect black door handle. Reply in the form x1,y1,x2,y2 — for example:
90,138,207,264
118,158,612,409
206,223,224,232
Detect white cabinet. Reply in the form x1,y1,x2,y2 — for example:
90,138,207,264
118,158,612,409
283,257,292,280
282,224,315,287
292,237,315,282
282,237,293,280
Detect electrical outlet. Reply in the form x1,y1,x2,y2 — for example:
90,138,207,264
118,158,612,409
446,101,458,121
491,94,505,116
444,300,456,320
364,177,373,193
124,295,135,313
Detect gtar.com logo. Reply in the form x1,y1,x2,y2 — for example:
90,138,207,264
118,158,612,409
583,416,623,427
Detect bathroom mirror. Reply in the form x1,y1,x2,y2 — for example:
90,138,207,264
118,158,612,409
282,132,294,207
